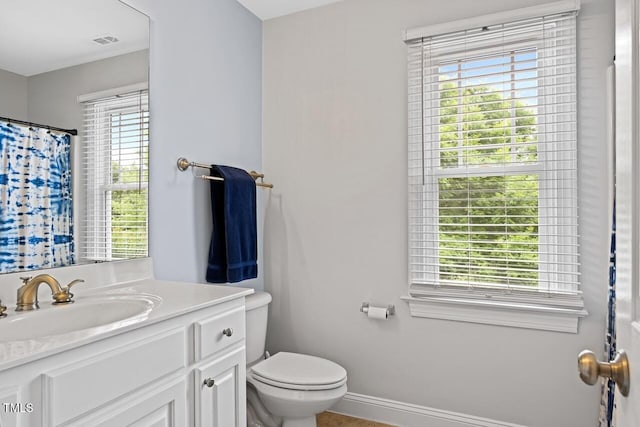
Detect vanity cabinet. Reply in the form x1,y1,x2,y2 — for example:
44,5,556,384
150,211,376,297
0,295,247,427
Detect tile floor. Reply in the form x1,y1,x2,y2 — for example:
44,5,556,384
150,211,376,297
316,412,396,427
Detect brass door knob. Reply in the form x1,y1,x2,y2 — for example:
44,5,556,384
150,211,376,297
578,349,630,397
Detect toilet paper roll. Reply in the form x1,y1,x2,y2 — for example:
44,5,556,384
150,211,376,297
367,306,388,320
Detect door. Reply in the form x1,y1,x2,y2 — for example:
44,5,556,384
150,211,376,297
614,0,640,424
580,0,640,423
195,346,246,427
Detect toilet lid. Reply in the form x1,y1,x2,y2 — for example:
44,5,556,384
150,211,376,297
251,352,347,390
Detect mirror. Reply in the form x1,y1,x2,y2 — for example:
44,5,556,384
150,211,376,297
0,0,149,273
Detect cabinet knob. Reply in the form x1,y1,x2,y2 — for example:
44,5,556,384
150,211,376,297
222,328,233,337
203,378,215,388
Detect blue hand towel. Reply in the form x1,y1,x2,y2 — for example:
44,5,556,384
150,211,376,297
206,165,258,283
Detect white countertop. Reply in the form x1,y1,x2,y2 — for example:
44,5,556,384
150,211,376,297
0,279,253,371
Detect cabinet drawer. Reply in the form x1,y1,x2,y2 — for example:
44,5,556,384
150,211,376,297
194,306,245,361
42,329,186,426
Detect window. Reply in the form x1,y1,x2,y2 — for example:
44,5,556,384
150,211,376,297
80,88,149,261
404,6,584,332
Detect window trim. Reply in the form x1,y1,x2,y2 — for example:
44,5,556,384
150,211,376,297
401,294,586,333
404,5,584,333
403,0,580,41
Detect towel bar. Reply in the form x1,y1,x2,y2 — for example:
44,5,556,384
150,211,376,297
177,157,273,188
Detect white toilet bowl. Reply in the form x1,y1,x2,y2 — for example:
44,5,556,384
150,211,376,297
247,352,347,427
245,293,348,427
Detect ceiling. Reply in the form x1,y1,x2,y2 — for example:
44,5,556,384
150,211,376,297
0,0,149,77
236,0,343,20
0,0,341,77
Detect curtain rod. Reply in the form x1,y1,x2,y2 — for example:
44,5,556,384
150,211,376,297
0,116,78,136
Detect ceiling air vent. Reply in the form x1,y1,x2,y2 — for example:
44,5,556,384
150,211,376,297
92,35,119,45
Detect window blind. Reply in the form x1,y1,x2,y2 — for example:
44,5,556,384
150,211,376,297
80,89,149,261
407,12,579,295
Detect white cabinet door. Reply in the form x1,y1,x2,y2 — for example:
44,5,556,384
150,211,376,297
42,329,186,426
0,386,22,427
68,378,187,427
195,346,246,427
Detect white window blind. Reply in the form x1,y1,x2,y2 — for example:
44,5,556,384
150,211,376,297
81,89,149,261
407,12,579,299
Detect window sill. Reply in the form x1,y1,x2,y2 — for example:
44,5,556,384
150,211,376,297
401,293,587,333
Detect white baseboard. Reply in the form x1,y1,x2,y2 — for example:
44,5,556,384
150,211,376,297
331,392,527,427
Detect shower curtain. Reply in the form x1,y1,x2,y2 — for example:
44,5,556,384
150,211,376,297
0,121,74,273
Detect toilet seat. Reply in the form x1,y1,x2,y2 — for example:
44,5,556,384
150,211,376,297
251,373,347,391
250,352,347,391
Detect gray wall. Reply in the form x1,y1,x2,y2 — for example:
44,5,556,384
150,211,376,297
0,50,148,132
28,50,149,132
122,0,263,287
262,0,613,426
0,68,28,121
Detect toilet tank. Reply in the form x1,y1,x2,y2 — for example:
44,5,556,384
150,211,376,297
245,291,272,365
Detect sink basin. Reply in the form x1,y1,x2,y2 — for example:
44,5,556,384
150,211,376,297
0,294,160,342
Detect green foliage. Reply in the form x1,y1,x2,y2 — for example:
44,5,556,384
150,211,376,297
437,82,539,286
111,188,147,259
109,142,148,259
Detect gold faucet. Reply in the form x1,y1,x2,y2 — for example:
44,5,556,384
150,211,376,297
16,275,84,311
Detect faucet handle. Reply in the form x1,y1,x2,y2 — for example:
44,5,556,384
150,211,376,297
65,279,84,298
19,276,32,285
66,279,85,290
53,279,85,304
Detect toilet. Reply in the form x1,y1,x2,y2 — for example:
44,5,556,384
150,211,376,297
245,291,347,427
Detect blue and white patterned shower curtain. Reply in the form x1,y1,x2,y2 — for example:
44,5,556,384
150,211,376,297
599,201,616,427
0,121,74,273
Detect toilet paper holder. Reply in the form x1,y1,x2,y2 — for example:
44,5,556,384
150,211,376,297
360,302,395,317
